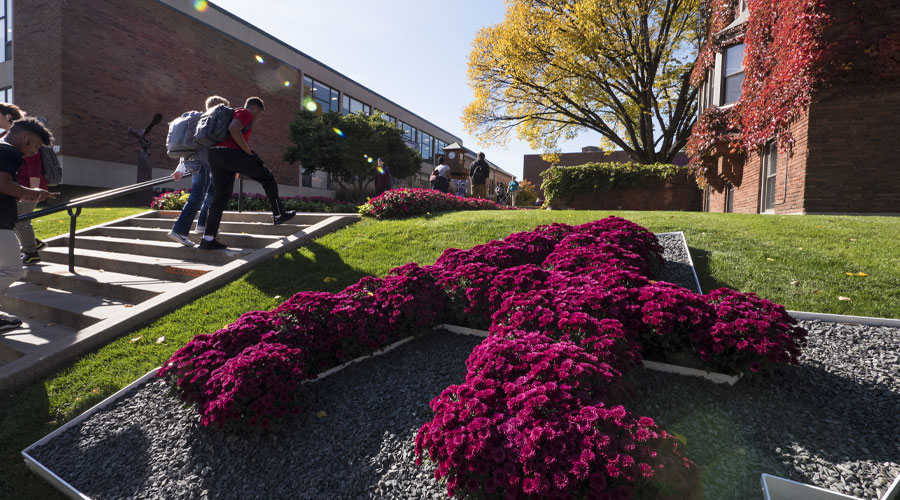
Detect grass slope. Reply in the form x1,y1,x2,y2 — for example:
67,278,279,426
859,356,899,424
2,209,898,499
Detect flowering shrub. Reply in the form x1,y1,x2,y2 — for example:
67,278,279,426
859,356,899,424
150,190,356,213
358,188,514,220
160,214,803,498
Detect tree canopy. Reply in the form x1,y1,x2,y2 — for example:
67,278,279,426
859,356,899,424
283,111,422,201
463,0,704,164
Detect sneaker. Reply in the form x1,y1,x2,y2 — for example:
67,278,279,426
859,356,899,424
167,231,195,247
34,239,47,251
198,239,227,250
0,316,22,332
23,252,41,265
273,210,296,225
194,225,205,235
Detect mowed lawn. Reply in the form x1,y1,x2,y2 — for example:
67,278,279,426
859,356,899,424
2,208,898,499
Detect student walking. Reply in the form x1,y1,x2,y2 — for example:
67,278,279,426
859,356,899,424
15,150,48,263
494,182,507,205
508,176,519,207
0,118,57,331
469,152,489,199
167,96,230,246
200,97,295,250
374,158,391,196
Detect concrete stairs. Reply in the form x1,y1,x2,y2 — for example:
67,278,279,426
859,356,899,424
0,210,359,394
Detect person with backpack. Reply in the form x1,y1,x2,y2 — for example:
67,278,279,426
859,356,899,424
15,149,49,264
508,176,520,207
199,97,295,250
469,152,489,199
431,155,451,193
166,95,229,246
0,118,57,331
495,182,507,205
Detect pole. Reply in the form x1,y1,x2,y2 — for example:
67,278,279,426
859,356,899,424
238,174,244,212
67,207,82,273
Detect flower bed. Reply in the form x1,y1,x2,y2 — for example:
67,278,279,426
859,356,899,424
150,190,356,213
358,188,515,219
158,215,807,498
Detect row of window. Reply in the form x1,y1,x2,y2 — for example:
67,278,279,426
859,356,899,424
301,77,448,163
0,86,11,104
704,142,778,214
0,0,11,63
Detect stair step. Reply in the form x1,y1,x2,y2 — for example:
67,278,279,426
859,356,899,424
38,247,219,283
84,226,283,249
0,318,75,361
154,210,337,225
124,218,307,236
50,236,254,264
24,263,177,303
1,283,134,330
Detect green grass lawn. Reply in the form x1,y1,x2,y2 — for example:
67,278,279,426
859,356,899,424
2,209,898,499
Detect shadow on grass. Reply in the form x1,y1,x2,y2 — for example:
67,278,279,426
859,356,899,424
243,241,373,298
689,246,735,293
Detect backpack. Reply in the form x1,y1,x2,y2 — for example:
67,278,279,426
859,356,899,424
166,110,203,158
193,104,236,147
39,146,62,186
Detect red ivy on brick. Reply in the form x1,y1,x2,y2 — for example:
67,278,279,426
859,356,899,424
688,0,900,184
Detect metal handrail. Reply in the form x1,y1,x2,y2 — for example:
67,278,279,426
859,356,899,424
17,173,191,273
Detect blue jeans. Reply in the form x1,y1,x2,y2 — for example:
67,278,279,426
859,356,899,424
172,162,214,235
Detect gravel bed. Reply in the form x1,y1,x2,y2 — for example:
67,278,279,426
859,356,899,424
25,233,899,499
655,232,701,292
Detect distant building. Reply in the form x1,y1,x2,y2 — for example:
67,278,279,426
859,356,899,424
441,143,513,195
5,0,503,198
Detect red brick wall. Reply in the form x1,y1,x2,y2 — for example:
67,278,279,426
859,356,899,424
803,85,900,213
563,171,701,211
20,0,302,186
13,0,64,141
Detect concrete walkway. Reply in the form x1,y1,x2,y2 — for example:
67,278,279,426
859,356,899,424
0,210,359,394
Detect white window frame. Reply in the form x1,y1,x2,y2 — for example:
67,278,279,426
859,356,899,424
760,142,778,213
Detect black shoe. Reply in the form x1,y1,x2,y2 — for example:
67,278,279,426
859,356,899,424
0,316,22,332
273,210,296,225
198,239,228,250
23,252,41,265
35,239,47,251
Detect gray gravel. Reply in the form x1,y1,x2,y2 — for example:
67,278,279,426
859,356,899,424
24,233,900,500
655,232,702,292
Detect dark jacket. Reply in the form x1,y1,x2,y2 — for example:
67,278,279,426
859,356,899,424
469,159,489,185
374,164,391,191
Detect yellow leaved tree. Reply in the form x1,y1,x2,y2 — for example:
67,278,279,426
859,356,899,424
464,0,705,164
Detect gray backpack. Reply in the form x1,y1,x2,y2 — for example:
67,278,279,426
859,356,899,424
166,110,203,158
193,104,235,147
39,146,62,186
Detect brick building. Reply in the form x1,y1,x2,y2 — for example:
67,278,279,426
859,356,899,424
3,0,506,198
692,0,900,214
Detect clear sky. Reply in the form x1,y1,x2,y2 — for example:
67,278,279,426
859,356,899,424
208,0,601,178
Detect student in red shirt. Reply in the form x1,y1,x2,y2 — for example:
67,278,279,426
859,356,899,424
15,151,47,264
199,97,295,250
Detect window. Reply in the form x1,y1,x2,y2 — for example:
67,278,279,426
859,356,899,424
760,142,777,213
704,186,711,212
381,114,396,125
420,133,433,161
725,182,734,213
301,167,312,187
341,95,371,116
435,139,447,159
0,0,10,62
0,86,11,103
698,69,714,114
303,76,339,113
399,121,417,145
721,44,745,105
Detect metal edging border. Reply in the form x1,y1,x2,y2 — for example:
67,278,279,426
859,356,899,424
655,231,703,294
787,310,900,328
22,368,159,500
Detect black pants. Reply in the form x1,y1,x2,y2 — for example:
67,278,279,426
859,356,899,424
204,148,284,237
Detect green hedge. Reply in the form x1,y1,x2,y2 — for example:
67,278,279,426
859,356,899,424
539,162,682,204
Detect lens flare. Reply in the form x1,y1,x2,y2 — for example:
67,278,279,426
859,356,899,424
367,157,373,163
255,55,265,64
333,128,344,137
303,98,318,112
377,167,385,174
194,0,208,12
284,81,291,87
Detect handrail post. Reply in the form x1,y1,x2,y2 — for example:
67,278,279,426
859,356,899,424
238,174,243,213
67,207,82,273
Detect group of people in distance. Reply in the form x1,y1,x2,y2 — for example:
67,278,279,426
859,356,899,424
167,96,295,250
422,151,520,206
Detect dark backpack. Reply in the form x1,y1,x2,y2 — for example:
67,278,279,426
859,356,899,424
193,104,236,147
166,110,203,158
39,146,62,186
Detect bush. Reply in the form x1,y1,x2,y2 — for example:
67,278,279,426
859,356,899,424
149,190,356,213
514,178,540,207
540,162,684,206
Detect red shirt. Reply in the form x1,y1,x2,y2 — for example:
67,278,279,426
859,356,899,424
18,152,46,190
214,108,253,150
